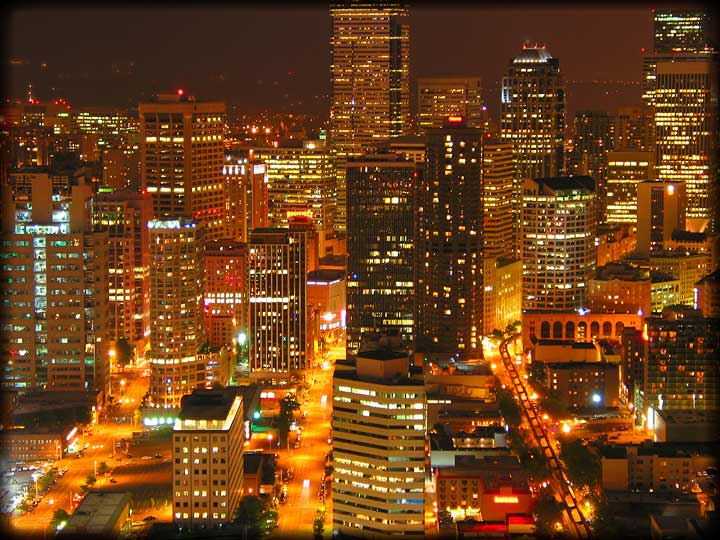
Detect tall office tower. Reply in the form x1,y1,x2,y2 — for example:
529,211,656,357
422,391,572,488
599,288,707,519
253,140,336,249
172,387,244,529
654,9,715,54
205,240,246,350
247,228,307,377
416,77,483,131
605,150,655,226
329,2,410,232
0,178,110,394
332,351,425,538
146,218,207,408
567,111,614,224
521,176,596,311
222,157,268,243
139,93,227,241
94,190,152,349
654,58,717,233
345,154,416,355
102,146,141,192
415,118,483,360
644,306,720,411
501,44,565,250
696,269,720,318
481,140,515,258
636,180,686,257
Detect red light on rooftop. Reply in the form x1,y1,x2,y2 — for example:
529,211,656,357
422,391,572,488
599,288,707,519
177,88,185,96
641,47,647,53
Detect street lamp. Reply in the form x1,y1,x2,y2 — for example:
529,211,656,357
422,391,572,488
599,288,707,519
267,434,273,451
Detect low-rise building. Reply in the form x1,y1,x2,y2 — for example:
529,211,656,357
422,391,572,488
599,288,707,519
57,491,131,539
546,361,621,409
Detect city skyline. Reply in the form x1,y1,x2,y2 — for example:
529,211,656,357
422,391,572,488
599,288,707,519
3,5,676,118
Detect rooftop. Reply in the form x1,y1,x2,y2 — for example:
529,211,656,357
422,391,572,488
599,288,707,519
178,388,240,422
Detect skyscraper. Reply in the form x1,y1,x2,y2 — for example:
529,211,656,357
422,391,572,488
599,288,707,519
222,157,268,243
521,176,596,311
146,218,207,408
501,43,565,182
329,2,410,232
204,239,246,350
481,140,515,259
332,351,425,538
94,190,152,348
0,178,109,394
636,180,686,258
501,44,565,250
253,140,336,250
605,150,655,226
247,228,307,377
139,93,227,241
415,117,483,359
345,153,416,354
417,77,483,131
654,58,717,232
653,9,715,54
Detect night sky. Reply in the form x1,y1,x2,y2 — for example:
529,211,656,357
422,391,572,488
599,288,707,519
4,4,666,119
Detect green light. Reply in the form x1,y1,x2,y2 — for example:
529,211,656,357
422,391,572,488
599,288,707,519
253,411,261,419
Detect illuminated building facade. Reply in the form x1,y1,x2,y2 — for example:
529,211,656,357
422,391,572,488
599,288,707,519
417,77,483,131
614,106,652,151
654,58,717,232
636,180,686,257
345,154,416,354
501,44,564,203
173,387,244,529
0,178,110,395
481,140,515,259
147,218,207,408
332,351,425,538
253,140,336,248
644,306,720,411
204,240,246,350
329,2,410,232
222,157,268,243
653,9,715,54
567,111,614,224
247,228,307,377
650,250,711,307
139,94,227,241
521,176,596,311
416,119,483,359
546,361,620,409
94,190,151,347
696,269,720,318
605,151,655,225
101,145,141,192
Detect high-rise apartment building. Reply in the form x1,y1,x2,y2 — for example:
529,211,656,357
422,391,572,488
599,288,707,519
605,151,655,226
521,176,596,311
94,190,151,348
417,77,483,131
0,178,110,394
636,180,686,257
247,228,307,377
644,306,720,411
222,157,268,243
416,118,483,359
329,2,410,232
253,140,336,249
345,154,416,354
146,218,207,408
139,93,227,241
172,387,244,529
332,351,425,538
654,58,717,232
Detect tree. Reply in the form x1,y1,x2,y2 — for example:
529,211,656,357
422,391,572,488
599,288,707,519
233,495,268,539
540,393,569,420
532,487,564,538
277,393,300,446
115,338,134,372
85,473,97,486
97,462,110,475
313,508,326,539
496,387,522,428
50,508,70,531
559,438,601,491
